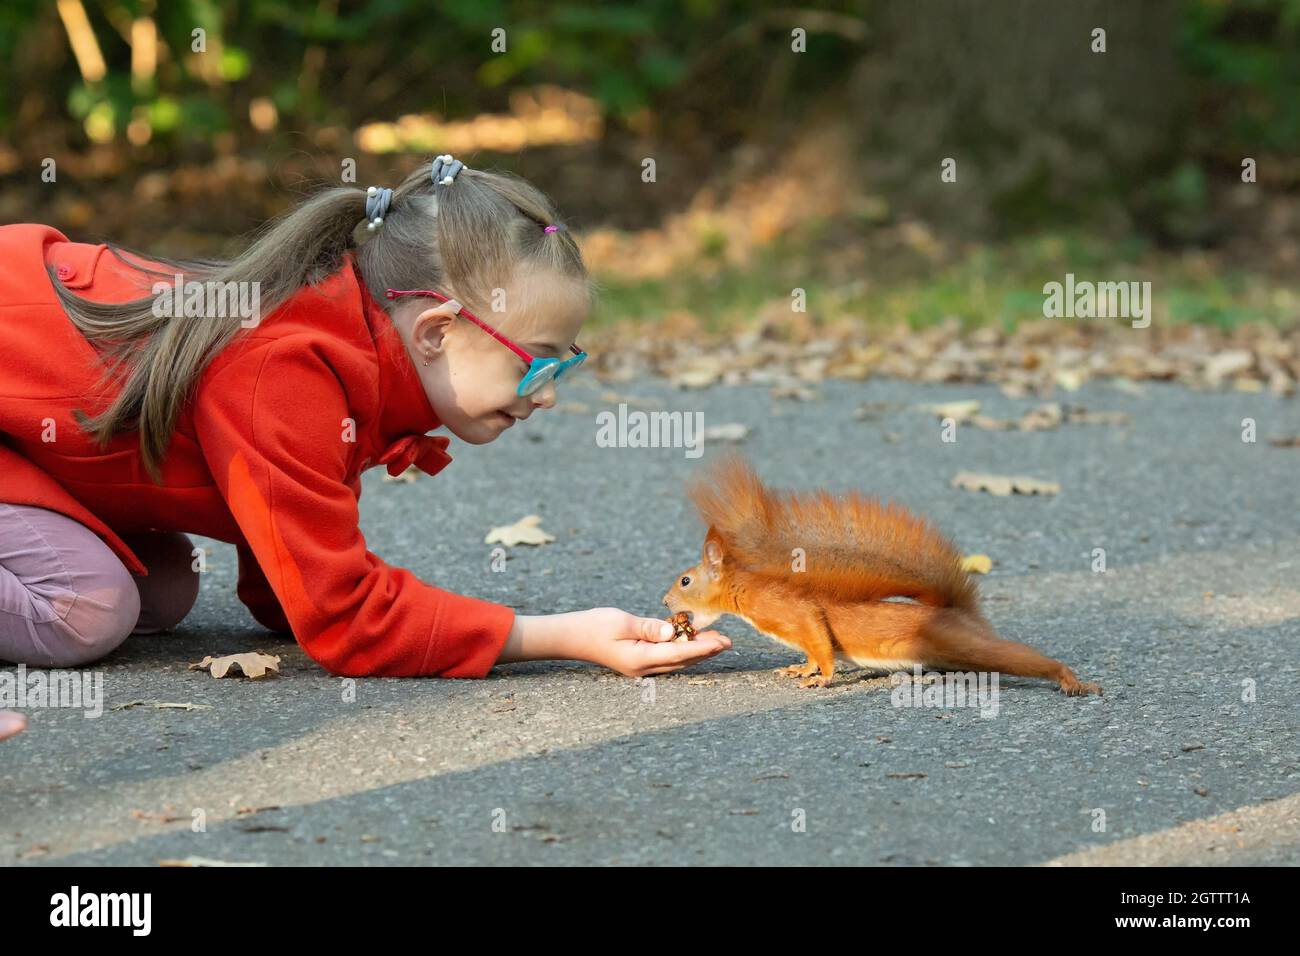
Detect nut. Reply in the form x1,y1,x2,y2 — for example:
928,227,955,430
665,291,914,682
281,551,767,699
667,611,697,642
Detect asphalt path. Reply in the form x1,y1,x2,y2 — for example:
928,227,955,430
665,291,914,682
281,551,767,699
3,376,1298,865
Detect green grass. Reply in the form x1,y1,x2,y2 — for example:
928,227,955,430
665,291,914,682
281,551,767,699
589,228,1296,335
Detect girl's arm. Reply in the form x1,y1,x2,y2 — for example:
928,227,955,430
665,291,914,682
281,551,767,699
499,607,731,678
194,339,515,678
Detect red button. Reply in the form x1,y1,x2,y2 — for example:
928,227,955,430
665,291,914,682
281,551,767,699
56,265,73,281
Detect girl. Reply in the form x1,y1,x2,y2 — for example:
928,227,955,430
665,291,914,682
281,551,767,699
0,154,729,726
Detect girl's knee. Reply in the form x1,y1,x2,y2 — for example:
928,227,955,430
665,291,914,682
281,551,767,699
43,571,141,667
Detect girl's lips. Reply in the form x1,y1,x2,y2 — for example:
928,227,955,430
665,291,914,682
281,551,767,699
495,411,515,426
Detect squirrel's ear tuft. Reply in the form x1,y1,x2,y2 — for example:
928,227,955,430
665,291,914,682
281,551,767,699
704,528,725,567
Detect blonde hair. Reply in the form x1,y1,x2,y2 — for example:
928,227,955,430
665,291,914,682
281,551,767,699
52,160,589,482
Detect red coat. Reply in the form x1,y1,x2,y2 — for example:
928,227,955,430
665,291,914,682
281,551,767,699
0,224,515,677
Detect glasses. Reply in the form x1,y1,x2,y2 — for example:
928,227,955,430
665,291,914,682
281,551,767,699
386,288,587,396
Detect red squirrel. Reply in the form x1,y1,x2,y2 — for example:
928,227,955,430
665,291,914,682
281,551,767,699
661,454,1102,695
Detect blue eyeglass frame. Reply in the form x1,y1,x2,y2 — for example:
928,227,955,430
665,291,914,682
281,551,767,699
386,288,588,396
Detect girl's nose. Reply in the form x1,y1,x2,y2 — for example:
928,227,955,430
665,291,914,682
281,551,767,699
531,380,558,409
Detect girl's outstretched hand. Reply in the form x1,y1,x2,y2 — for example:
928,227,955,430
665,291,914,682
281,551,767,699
582,606,730,678
499,607,731,677
0,710,26,741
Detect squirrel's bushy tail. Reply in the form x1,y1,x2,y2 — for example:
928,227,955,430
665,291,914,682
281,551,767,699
688,454,978,610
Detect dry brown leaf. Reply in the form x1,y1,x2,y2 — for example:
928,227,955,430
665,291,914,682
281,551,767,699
111,700,212,712
770,384,817,401
1063,405,1131,426
484,514,556,547
670,357,725,389
1018,403,1065,430
158,856,267,867
970,414,1016,431
702,422,751,443
188,651,282,680
599,391,662,409
132,808,184,823
922,400,980,422
951,472,1061,497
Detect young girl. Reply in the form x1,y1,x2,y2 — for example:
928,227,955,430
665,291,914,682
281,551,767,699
0,154,729,733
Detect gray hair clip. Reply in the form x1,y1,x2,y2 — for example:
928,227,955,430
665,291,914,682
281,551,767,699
431,153,466,186
365,186,393,232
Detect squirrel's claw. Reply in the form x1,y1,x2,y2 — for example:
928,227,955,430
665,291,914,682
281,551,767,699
798,674,832,689
776,661,819,679
1063,680,1103,697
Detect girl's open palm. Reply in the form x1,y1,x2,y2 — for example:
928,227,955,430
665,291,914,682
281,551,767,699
584,606,730,678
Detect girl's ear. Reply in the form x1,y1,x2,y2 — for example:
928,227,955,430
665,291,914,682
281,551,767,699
413,302,461,353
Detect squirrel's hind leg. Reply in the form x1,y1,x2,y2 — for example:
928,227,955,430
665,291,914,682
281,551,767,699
794,617,838,689
762,608,837,688
920,608,1103,697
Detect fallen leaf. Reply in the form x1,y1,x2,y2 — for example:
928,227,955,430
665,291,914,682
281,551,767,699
951,472,1061,497
1017,403,1065,430
188,651,281,680
599,391,662,409
484,515,556,547
702,422,751,443
770,384,817,401
853,400,901,420
922,400,980,422
111,700,212,712
158,856,268,867
132,808,185,823
960,554,993,574
671,357,725,389
1063,405,1131,426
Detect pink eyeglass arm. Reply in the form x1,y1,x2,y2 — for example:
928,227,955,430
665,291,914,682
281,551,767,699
387,288,532,363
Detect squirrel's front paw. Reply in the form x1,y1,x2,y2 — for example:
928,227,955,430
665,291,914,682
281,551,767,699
798,674,832,689
775,662,819,679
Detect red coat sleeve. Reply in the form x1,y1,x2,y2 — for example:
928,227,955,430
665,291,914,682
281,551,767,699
235,539,291,633
193,339,515,677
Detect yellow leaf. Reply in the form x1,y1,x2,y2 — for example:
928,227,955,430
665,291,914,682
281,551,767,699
484,514,557,547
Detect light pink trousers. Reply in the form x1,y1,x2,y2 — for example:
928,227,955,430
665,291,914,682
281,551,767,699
0,503,200,667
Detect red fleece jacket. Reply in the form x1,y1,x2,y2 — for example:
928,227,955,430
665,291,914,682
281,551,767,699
0,224,515,677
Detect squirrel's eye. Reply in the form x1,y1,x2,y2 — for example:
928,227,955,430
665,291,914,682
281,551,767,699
681,576,691,587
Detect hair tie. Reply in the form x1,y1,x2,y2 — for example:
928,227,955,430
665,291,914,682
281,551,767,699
431,153,466,186
365,186,392,231
543,223,565,234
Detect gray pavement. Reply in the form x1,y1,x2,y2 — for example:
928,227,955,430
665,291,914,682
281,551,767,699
3,375,1298,865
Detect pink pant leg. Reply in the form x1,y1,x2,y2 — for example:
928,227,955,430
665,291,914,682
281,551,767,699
0,504,199,667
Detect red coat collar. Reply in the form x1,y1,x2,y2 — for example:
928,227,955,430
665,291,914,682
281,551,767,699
352,257,453,478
